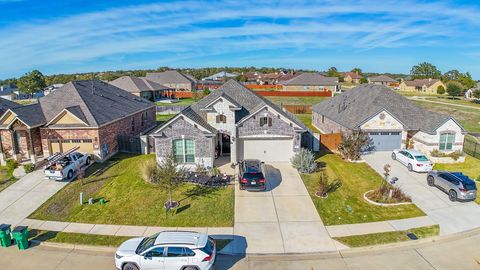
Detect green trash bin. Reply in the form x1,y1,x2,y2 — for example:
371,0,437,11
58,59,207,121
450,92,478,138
0,224,12,247
12,226,28,250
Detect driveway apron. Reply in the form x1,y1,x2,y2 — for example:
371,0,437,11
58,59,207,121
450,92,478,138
363,152,480,235
0,170,69,226
229,162,336,254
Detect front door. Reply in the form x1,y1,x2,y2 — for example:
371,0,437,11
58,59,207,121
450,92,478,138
221,134,230,155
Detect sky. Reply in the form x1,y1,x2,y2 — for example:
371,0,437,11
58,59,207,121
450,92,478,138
1,0,480,79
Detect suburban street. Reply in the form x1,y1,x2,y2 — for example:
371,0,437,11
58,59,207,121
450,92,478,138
1,228,480,270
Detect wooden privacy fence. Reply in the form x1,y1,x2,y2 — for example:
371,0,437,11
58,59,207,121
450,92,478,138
282,105,312,114
254,90,333,97
464,136,480,159
320,133,342,152
245,84,282,90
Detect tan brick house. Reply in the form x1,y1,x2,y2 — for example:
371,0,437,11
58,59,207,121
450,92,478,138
281,73,339,93
399,78,446,94
0,80,156,163
145,70,197,92
109,75,172,101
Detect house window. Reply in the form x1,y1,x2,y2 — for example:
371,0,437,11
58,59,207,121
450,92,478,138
173,139,195,163
131,116,135,132
439,132,455,151
141,111,148,126
216,114,227,123
260,116,272,127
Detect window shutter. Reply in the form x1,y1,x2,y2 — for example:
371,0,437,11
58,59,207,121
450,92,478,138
268,117,272,127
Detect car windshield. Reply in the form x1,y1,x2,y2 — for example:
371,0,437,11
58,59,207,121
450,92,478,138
242,173,264,181
415,155,429,162
136,234,158,254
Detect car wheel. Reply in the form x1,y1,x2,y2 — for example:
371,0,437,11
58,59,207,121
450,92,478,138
123,263,139,270
408,164,413,171
448,190,457,202
67,170,73,179
183,267,198,270
391,153,396,160
427,176,435,186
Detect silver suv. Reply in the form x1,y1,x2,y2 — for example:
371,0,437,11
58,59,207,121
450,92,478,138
427,171,477,201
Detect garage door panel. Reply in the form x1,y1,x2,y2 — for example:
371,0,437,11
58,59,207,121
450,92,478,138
368,131,401,151
48,139,94,156
238,138,294,162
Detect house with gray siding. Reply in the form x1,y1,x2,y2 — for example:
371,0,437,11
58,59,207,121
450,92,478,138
150,80,309,169
312,84,466,155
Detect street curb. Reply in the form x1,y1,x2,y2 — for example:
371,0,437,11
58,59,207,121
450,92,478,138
30,240,116,253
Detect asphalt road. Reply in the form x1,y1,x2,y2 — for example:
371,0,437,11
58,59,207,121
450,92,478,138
1,229,480,270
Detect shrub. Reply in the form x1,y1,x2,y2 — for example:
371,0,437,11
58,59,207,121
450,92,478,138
367,182,411,203
209,166,221,177
291,148,317,173
23,163,35,173
430,150,463,160
446,81,463,97
140,159,157,183
6,159,18,171
337,131,372,161
436,85,445,94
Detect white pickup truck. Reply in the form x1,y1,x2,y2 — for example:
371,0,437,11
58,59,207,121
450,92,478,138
44,152,91,180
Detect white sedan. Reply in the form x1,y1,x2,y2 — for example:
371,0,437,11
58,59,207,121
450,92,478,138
391,149,433,172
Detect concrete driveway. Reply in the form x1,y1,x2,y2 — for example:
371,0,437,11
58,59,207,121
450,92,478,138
228,162,337,254
0,170,69,226
363,151,480,235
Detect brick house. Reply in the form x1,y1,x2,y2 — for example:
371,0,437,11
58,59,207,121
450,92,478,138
312,84,466,155
399,78,446,94
150,80,310,169
145,70,197,92
109,76,173,101
367,75,397,87
341,71,363,84
281,73,339,93
0,80,156,163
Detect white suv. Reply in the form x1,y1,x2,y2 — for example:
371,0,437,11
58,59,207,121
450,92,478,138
115,231,216,270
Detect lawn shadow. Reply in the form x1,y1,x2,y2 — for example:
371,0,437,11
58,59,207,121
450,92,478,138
175,204,191,214
212,235,247,270
327,178,342,193
28,229,59,247
180,185,220,203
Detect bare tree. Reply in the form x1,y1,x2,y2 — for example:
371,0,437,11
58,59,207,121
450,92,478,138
150,154,187,207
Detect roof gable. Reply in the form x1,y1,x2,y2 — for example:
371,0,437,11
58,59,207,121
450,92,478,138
282,73,338,86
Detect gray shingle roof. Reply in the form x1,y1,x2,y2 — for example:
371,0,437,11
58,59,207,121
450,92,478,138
282,73,338,86
0,97,21,116
109,76,171,93
39,80,154,127
10,103,46,127
146,70,196,84
312,84,462,134
179,79,307,132
404,78,440,87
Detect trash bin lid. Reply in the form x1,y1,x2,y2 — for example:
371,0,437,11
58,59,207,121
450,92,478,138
0,224,11,231
12,226,27,233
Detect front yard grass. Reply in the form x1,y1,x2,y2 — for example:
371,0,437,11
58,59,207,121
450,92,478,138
0,165,17,192
156,114,176,122
265,96,329,106
301,152,425,226
294,113,320,133
156,98,195,107
30,154,234,227
334,225,439,248
433,155,480,204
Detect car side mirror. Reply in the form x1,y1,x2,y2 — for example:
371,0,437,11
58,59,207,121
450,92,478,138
143,252,152,260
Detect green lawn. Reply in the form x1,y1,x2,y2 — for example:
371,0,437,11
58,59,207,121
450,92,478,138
30,154,234,227
295,114,320,133
156,98,195,106
156,114,176,122
0,165,17,192
301,152,425,226
424,97,480,108
29,229,232,249
265,96,329,106
414,100,480,132
397,91,442,97
334,225,439,248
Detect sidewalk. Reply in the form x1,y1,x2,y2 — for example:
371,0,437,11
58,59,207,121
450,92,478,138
21,218,234,239
326,216,437,237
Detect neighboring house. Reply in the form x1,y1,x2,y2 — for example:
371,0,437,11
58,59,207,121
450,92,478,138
465,82,480,100
312,84,465,155
146,70,197,92
341,72,363,84
242,72,262,84
150,80,309,168
281,73,339,93
367,75,397,86
109,76,172,101
43,84,64,96
257,72,285,85
201,71,238,81
0,85,17,100
399,78,446,94
0,80,156,163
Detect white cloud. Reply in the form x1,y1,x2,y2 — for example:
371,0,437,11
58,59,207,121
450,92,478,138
0,0,479,77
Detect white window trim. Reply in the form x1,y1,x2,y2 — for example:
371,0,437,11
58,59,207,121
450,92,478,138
173,138,195,164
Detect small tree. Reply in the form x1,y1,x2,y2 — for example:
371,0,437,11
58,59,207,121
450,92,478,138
359,77,368,84
436,85,445,95
446,81,463,97
150,154,187,207
337,131,371,161
202,88,211,96
473,89,480,99
291,148,317,173
17,70,46,96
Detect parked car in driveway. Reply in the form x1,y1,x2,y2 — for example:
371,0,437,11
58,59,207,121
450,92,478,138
115,231,216,270
391,149,433,172
238,159,266,191
427,171,477,201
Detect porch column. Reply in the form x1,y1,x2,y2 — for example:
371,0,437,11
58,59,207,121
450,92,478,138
27,129,36,164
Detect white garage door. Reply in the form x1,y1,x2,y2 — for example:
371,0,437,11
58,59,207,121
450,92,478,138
368,131,402,151
238,138,294,162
